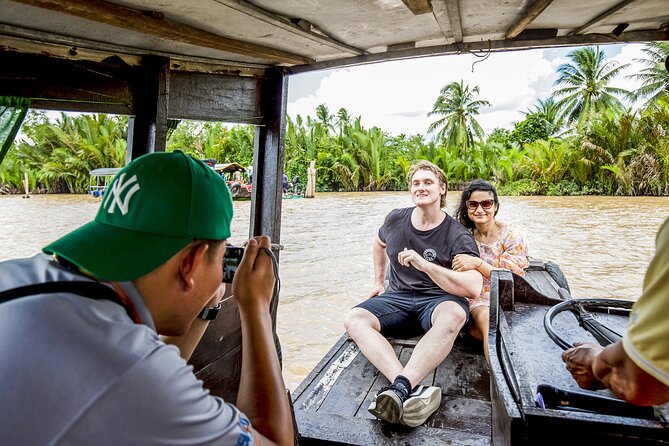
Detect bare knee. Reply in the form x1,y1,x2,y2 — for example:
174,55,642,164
431,303,467,333
343,308,378,338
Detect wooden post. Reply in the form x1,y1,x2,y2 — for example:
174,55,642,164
305,160,316,198
127,56,170,161
22,169,30,198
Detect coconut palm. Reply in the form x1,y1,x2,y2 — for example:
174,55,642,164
315,103,335,134
428,80,490,156
552,46,630,127
525,97,564,136
628,42,669,105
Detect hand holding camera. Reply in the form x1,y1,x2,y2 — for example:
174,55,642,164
230,236,277,311
222,245,245,283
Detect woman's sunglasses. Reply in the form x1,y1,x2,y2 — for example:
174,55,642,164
466,199,495,210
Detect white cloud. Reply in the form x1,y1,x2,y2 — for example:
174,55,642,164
287,43,648,137
288,48,559,136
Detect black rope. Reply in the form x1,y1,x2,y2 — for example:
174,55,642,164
544,297,633,350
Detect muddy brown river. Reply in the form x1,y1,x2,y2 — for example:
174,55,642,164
2,192,668,389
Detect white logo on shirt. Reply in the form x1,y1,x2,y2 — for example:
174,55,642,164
423,248,437,261
103,173,140,216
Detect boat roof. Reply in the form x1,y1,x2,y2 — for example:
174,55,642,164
89,168,122,176
214,163,246,173
2,0,667,75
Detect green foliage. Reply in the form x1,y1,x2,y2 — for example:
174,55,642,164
1,112,127,193
510,114,553,144
496,179,542,196
628,42,669,105
167,121,255,167
553,46,630,128
428,80,490,156
2,44,668,198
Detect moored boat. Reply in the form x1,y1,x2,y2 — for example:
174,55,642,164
88,167,121,198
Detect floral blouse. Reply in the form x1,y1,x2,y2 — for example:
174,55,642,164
470,223,529,310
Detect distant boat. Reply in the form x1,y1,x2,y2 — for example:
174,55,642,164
88,168,121,197
211,162,252,199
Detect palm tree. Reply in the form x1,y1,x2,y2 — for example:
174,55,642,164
525,97,564,136
315,103,335,135
428,80,490,156
628,42,669,105
552,46,630,127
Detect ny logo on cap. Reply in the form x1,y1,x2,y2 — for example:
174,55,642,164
103,173,141,216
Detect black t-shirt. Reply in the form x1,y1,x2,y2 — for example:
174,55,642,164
378,207,480,295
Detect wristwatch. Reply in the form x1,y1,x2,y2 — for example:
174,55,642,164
197,302,222,320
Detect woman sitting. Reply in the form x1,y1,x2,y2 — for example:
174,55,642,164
453,179,529,362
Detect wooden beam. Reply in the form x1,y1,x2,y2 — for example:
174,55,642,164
169,72,262,123
506,0,556,39
251,67,287,246
289,29,669,74
0,24,268,75
401,0,433,15
12,0,313,65
127,56,170,158
213,0,365,56
569,0,644,36
0,49,133,113
249,68,288,355
432,0,463,43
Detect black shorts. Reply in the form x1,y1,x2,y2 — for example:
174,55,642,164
354,290,469,338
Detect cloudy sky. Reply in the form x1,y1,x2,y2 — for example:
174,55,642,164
287,43,648,138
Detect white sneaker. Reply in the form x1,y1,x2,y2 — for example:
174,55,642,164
368,384,409,424
401,385,441,427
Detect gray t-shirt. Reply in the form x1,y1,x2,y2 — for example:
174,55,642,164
379,207,480,295
0,254,256,445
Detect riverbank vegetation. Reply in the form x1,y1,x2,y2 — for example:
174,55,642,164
2,43,668,196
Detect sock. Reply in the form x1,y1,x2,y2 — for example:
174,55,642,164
393,375,412,395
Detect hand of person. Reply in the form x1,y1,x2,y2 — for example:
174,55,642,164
452,253,482,272
232,236,276,311
561,342,606,390
398,248,427,271
366,283,385,299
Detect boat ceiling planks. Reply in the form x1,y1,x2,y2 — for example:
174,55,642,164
1,0,668,76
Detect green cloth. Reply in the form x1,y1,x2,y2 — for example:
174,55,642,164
0,97,30,167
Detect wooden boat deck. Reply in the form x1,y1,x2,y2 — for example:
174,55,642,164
291,260,669,445
293,334,491,445
291,261,565,445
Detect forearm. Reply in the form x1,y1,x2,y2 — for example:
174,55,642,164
237,305,293,445
162,288,224,361
161,318,211,361
372,237,387,286
475,259,492,279
427,264,482,299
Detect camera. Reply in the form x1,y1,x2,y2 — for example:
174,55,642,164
222,245,244,283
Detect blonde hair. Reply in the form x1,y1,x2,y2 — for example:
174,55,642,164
407,160,448,208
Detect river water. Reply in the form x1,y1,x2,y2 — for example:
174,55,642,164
1,192,668,390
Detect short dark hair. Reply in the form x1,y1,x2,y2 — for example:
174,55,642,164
196,239,226,263
407,160,448,208
455,179,499,229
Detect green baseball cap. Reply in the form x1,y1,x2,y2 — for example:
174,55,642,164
44,151,233,281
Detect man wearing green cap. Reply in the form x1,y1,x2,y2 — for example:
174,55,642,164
0,151,294,445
